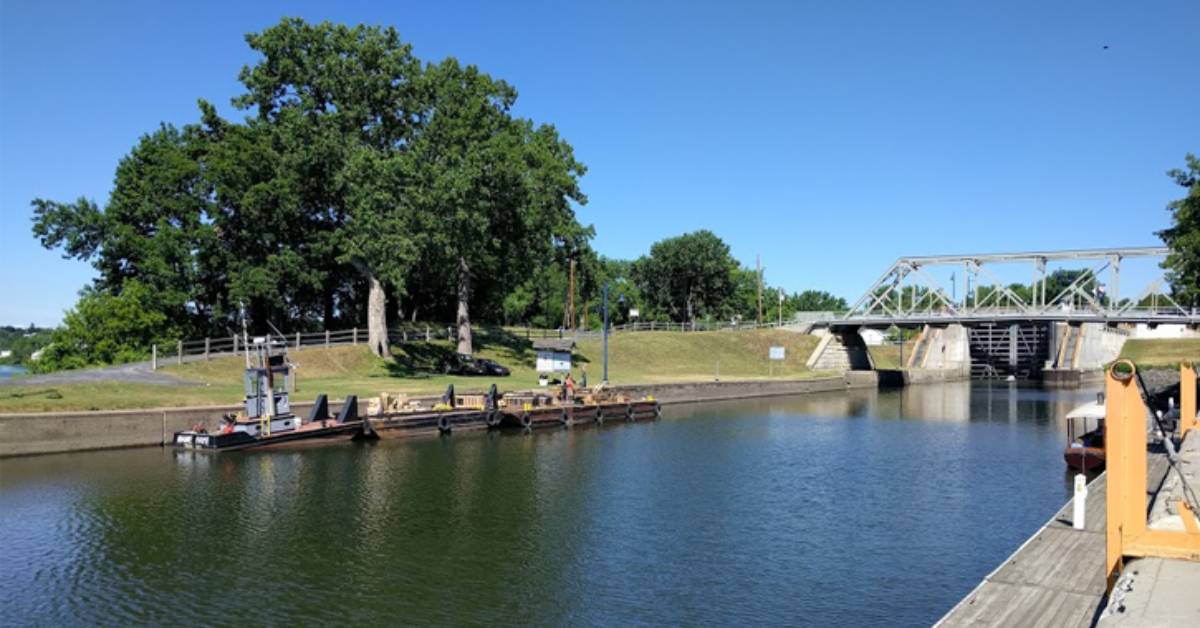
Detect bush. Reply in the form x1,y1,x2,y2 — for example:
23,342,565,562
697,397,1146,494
30,282,179,373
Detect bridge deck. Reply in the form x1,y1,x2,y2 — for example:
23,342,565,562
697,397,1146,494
827,314,1200,328
936,452,1169,627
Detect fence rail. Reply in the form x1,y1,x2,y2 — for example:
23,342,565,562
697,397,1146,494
151,317,825,369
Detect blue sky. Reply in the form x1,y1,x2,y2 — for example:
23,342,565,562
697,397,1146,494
2,0,1197,327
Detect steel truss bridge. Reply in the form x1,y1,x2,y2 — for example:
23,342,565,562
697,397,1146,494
828,247,1200,329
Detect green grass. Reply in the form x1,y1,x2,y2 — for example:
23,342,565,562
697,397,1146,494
0,329,831,413
1119,338,1200,369
867,342,915,370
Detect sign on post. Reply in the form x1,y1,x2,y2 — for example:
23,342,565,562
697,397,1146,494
768,346,785,376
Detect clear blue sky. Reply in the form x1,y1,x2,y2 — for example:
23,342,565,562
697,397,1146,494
2,0,1197,327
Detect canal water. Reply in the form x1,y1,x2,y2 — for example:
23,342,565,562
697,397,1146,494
0,382,1098,626
0,364,27,379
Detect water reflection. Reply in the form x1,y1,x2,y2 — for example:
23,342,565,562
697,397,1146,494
1,382,1103,627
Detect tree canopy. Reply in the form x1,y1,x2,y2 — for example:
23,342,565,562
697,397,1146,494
1159,154,1200,306
30,17,591,367
632,230,739,323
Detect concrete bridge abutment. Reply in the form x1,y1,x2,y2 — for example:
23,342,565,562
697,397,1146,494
806,327,874,372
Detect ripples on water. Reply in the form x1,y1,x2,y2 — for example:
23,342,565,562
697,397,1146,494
0,382,1096,626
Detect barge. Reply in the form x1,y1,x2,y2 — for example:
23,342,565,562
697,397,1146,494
497,391,660,428
363,385,501,438
362,384,662,436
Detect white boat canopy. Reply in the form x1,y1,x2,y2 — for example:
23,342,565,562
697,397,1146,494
1066,401,1106,420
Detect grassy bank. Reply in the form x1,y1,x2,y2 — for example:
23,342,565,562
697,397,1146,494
0,329,829,413
1119,338,1200,368
866,342,916,370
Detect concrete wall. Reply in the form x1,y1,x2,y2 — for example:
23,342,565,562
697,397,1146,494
612,372,878,406
921,324,971,370
1076,323,1128,370
0,399,351,458
903,364,974,384
807,329,873,371
0,375,880,458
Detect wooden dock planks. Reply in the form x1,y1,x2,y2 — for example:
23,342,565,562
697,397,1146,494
937,454,1169,627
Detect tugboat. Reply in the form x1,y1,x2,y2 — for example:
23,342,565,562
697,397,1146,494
1064,393,1105,471
172,338,363,452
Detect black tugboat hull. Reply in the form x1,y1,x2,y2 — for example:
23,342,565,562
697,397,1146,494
171,422,363,452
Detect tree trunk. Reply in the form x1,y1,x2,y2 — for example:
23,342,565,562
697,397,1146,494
350,260,391,359
366,274,391,358
456,257,473,355
323,289,335,329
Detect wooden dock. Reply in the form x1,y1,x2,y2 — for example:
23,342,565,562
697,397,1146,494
936,453,1169,627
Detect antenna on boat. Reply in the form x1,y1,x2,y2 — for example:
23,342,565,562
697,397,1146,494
265,320,287,357
239,301,251,369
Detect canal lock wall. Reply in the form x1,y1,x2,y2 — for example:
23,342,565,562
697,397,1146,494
0,374,884,458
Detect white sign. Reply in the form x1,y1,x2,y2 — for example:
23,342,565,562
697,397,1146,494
536,350,572,373
629,308,640,319
769,346,785,360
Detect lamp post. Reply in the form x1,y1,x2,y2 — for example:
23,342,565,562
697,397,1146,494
778,291,784,326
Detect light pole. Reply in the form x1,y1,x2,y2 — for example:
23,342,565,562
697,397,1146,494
778,291,784,326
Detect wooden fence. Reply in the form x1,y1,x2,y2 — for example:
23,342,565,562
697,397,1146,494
151,316,835,369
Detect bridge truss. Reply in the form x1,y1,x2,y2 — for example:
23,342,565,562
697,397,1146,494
837,247,1199,328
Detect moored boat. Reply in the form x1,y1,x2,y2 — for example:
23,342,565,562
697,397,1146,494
498,387,661,429
365,384,499,437
172,339,364,452
1063,394,1105,471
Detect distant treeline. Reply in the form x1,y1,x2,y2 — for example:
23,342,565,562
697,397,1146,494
0,326,53,365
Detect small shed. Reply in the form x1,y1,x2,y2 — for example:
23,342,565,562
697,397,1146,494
533,338,575,374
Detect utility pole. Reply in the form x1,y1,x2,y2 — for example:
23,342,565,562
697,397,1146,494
602,281,610,384
756,254,763,325
565,258,576,330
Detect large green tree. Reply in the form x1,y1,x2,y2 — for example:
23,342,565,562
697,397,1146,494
407,59,587,354
29,17,590,366
1159,154,1200,306
632,230,739,323
231,18,427,357
31,124,220,365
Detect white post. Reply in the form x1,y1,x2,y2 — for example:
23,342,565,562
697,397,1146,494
152,344,157,371
1073,473,1087,530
